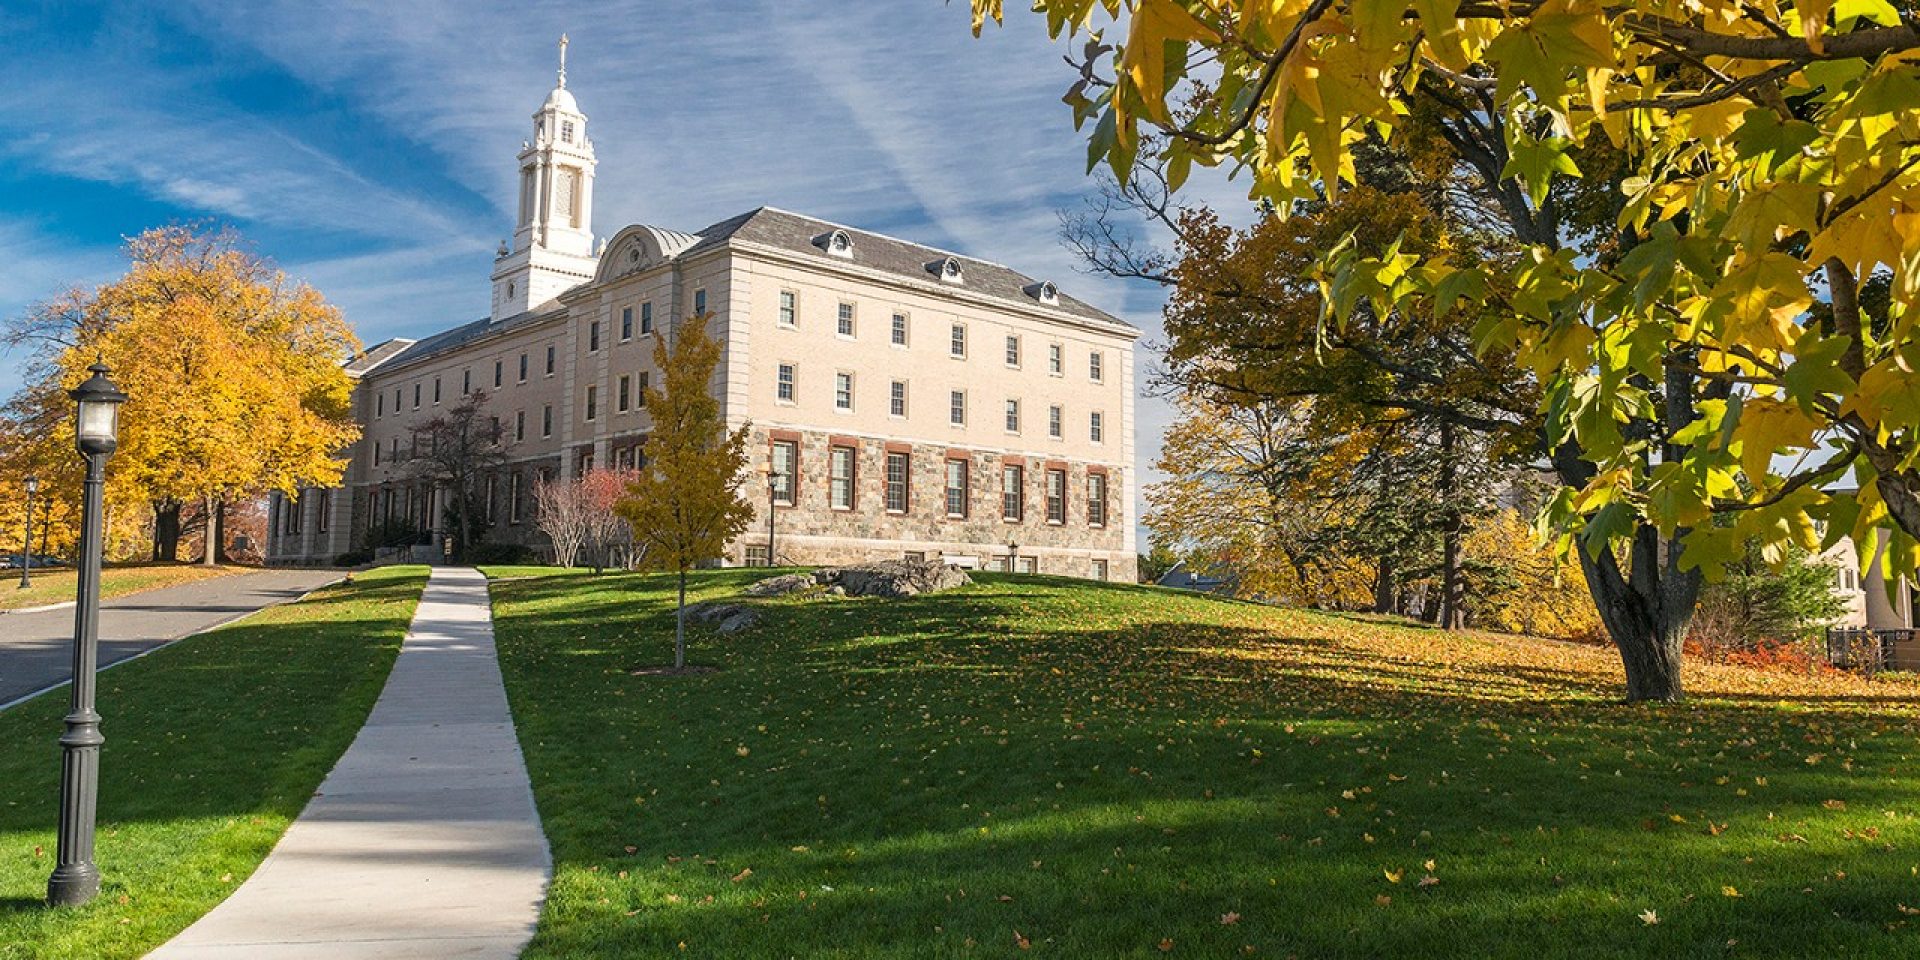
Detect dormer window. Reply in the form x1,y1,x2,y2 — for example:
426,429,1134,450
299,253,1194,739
817,229,855,258
1027,280,1060,305
933,257,965,284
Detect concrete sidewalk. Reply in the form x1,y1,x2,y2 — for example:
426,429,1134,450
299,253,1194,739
148,567,550,959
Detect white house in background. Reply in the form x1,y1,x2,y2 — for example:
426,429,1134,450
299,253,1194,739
1817,524,1919,669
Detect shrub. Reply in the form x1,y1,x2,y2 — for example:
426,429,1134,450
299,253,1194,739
466,542,535,565
334,550,373,567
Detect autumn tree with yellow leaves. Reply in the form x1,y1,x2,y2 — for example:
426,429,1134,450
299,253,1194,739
1,226,360,561
972,0,1920,700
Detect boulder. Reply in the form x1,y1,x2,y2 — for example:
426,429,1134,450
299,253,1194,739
818,559,972,598
744,572,818,597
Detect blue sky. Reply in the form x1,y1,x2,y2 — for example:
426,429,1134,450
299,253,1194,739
0,1,1253,519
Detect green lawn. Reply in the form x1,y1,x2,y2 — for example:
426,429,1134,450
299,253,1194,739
485,566,1920,959
0,565,427,960
0,563,246,612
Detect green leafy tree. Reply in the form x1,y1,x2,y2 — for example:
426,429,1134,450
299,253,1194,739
970,0,1920,700
616,314,753,671
1692,540,1848,653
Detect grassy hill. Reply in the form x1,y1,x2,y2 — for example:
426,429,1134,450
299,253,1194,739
485,567,1920,959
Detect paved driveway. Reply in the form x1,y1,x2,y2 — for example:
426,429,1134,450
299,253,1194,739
0,568,342,708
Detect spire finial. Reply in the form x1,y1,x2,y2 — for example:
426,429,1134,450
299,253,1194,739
557,34,569,88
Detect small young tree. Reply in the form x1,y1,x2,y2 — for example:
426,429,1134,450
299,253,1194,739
579,468,638,573
617,313,753,670
405,390,510,561
532,475,588,568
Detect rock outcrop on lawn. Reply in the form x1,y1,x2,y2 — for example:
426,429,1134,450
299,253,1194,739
744,559,973,600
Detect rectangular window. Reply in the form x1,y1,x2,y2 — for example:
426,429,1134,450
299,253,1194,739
1005,399,1020,433
1088,473,1108,527
777,363,796,403
621,306,633,340
413,383,421,409
949,390,966,426
519,353,528,382
585,385,598,421
829,445,856,510
889,380,907,417
1046,469,1067,524
891,312,908,346
1005,335,1021,367
462,369,471,395
950,323,967,358
373,442,381,466
391,437,399,462
515,410,526,442
885,452,910,513
1048,343,1063,375
778,290,797,327
693,288,707,315
945,458,970,518
393,387,401,411
835,372,854,411
745,544,771,567
837,301,856,337
1090,411,1105,443
509,473,523,524
638,371,649,407
1002,464,1024,521
770,441,798,506
590,321,601,352
542,405,553,438
618,375,631,412
376,393,384,417
1090,351,1104,382
1092,558,1109,581
433,377,442,404
640,301,654,335
484,475,497,525
546,345,556,376
494,360,503,388
1048,405,1063,439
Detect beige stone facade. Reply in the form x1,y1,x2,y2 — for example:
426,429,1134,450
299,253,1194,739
266,68,1137,580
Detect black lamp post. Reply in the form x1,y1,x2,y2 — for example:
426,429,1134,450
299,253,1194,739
1007,537,1020,574
18,475,36,589
758,462,785,567
47,361,125,908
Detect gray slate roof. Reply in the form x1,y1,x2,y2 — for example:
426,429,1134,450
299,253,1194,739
687,207,1131,330
350,206,1130,377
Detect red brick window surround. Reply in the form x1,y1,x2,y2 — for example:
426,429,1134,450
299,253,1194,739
769,434,800,506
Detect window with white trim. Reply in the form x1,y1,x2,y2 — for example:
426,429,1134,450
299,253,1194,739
1088,473,1108,527
835,372,854,411
1090,411,1105,443
1048,405,1063,439
949,390,967,426
829,445,856,510
1002,464,1024,521
1089,350,1104,382
950,323,967,358
778,290,797,327
1048,343,1063,375
889,379,908,417
1004,399,1020,433
770,441,798,505
1046,468,1066,524
891,312,909,346
837,301,856,337
777,363,796,403
945,458,969,518
885,452,910,513
1005,335,1021,367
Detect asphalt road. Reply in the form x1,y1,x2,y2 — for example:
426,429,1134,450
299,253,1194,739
0,568,342,708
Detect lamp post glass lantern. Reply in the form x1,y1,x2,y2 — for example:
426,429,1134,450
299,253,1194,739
18,475,37,588
47,361,125,908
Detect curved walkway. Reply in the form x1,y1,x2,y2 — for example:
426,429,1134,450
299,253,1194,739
147,567,550,959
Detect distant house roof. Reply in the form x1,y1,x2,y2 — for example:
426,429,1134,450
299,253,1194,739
1157,561,1236,595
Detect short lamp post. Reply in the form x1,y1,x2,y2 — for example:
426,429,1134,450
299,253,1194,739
18,475,37,589
757,462,785,567
47,362,125,908
1007,537,1020,574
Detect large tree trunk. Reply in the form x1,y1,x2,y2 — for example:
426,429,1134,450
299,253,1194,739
1436,421,1465,630
1553,442,1698,702
1372,558,1396,614
214,499,231,563
152,500,181,562
675,569,688,670
1577,524,1697,701
202,494,219,565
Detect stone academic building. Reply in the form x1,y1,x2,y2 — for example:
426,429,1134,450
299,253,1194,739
266,50,1138,579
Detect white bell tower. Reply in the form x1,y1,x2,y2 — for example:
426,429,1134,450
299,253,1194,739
491,35,600,320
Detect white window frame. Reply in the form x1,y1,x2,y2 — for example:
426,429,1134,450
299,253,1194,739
949,389,967,427
949,323,967,359
837,301,857,338
777,363,797,404
889,379,908,418
778,290,798,328
834,371,855,412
